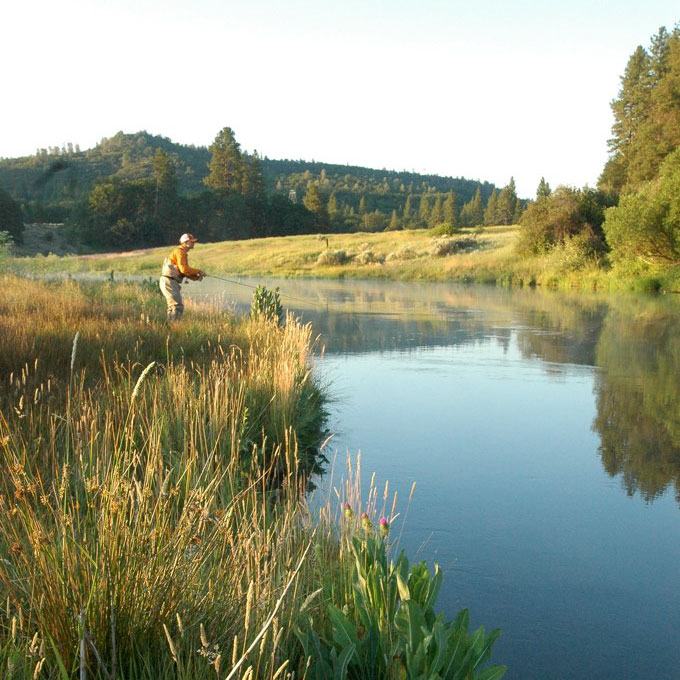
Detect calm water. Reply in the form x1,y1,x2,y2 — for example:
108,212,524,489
191,278,680,680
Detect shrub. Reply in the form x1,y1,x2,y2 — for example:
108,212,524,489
517,186,611,256
316,249,347,266
603,148,680,266
355,249,384,265
430,236,478,257
546,227,607,273
386,247,418,262
250,284,283,324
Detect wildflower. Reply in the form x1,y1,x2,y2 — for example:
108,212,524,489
343,502,353,519
380,517,389,537
361,512,372,533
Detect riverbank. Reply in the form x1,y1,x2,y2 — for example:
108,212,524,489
8,225,679,294
0,276,505,678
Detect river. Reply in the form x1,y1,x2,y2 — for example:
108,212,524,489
189,277,680,680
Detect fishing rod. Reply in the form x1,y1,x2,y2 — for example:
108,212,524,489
204,274,340,312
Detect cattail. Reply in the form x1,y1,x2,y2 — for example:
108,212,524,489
244,580,254,634
231,634,239,666
70,331,80,377
163,624,178,663
33,659,45,679
130,361,156,403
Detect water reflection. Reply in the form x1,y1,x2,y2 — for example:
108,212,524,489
194,278,680,505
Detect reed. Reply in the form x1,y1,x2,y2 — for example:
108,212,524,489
0,276,504,678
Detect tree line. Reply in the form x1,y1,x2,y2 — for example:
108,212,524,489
517,24,680,271
0,127,526,249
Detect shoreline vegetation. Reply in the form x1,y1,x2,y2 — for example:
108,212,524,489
8,225,680,295
0,276,506,678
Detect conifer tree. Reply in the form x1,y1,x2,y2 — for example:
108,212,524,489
484,189,498,226
403,194,412,224
536,177,551,200
204,126,243,193
497,178,518,225
418,194,431,226
359,195,367,214
443,190,456,230
429,194,443,227
241,151,265,199
389,209,399,230
303,183,327,226
327,191,339,220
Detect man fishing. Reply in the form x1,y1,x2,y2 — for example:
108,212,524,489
159,233,206,321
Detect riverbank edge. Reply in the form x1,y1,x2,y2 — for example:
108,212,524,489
6,226,680,296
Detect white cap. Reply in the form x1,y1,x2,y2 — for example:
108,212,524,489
179,233,198,244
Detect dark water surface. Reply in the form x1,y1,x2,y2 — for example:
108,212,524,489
192,278,680,680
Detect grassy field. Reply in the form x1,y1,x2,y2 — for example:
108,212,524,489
0,277,505,679
10,224,680,293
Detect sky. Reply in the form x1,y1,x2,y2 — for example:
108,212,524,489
2,0,678,197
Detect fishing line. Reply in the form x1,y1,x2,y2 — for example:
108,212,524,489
204,274,344,313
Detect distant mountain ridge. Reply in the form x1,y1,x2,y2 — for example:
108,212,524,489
0,131,498,217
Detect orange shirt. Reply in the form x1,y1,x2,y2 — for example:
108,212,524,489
168,245,201,279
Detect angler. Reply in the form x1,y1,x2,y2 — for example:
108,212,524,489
159,233,206,321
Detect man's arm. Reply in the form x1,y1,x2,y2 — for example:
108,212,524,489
176,249,204,279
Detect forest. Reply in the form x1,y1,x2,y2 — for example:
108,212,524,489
0,128,521,248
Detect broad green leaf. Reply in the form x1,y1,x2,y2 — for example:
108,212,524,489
328,604,360,648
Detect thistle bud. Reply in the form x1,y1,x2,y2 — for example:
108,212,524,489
361,512,372,533
344,502,353,519
380,517,389,537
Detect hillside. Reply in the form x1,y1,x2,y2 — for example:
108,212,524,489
0,131,498,219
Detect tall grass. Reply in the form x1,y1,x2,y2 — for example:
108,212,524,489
0,276,504,678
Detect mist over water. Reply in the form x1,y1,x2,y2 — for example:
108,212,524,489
191,277,680,680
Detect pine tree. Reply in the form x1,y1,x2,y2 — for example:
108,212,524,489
327,192,339,220
241,151,265,199
536,177,551,200
359,195,367,214
204,127,243,193
443,190,456,230
389,209,399,230
418,194,431,226
484,189,498,226
303,183,328,229
403,194,412,224
429,194,443,227
497,178,517,225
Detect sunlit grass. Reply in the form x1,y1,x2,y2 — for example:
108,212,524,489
0,276,506,678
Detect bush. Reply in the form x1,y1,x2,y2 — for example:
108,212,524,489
603,148,680,266
386,247,418,262
355,248,384,265
517,186,611,256
430,236,478,257
546,227,607,273
250,284,283,324
316,249,347,266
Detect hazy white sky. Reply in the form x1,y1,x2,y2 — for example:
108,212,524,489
2,0,678,197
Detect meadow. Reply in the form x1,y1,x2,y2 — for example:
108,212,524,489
0,276,505,679
11,225,680,294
